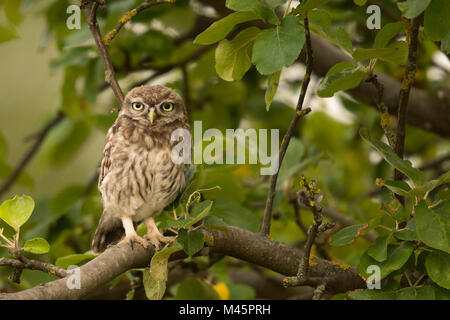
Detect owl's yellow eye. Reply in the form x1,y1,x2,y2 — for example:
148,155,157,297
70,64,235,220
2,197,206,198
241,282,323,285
132,102,144,111
161,102,174,112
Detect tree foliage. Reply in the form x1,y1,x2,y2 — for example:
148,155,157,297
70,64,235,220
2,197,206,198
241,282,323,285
0,0,449,300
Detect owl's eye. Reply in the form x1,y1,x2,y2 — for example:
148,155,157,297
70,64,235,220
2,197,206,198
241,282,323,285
132,102,144,111
161,102,174,112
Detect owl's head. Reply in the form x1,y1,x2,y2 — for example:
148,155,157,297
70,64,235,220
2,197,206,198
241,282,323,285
120,85,188,127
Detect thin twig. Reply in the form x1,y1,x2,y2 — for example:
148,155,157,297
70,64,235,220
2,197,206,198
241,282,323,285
312,282,327,300
291,197,308,235
181,65,191,112
283,176,334,288
129,45,212,88
0,111,65,198
0,256,68,278
260,16,314,235
357,152,450,201
394,15,422,182
366,74,396,148
103,0,173,45
83,0,124,107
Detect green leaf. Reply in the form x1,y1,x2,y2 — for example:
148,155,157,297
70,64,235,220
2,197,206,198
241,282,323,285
210,198,260,232
374,22,405,48
23,238,50,254
176,229,205,256
394,218,418,241
51,185,85,214
215,27,262,81
166,200,213,229
50,46,91,71
194,11,259,45
55,253,96,269
317,62,366,98
415,200,450,253
368,234,391,262
0,132,6,161
276,138,322,189
441,31,450,54
308,10,353,54
0,195,35,231
331,224,369,246
381,199,408,222
3,0,22,26
251,16,305,75
358,242,415,280
424,0,450,41
175,278,221,300
143,245,183,300
353,41,408,64
397,0,431,18
425,251,450,289
437,188,450,202
359,128,426,186
225,0,282,24
84,58,103,104
125,289,135,300
0,24,18,43
424,171,450,195
292,0,331,14
348,289,397,300
396,285,436,300
353,0,367,6
49,121,92,165
265,71,281,111
0,162,34,189
382,179,412,197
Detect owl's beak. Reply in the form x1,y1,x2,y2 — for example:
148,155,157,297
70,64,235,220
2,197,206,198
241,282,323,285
148,108,156,124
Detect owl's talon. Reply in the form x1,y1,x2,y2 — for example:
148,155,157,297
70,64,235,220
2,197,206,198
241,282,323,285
144,233,176,250
120,234,148,250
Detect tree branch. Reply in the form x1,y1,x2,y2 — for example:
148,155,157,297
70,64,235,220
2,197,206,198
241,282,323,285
103,0,173,45
186,8,450,137
0,111,65,198
283,177,334,288
0,256,68,279
260,16,314,235
0,226,365,299
394,16,422,181
83,0,124,107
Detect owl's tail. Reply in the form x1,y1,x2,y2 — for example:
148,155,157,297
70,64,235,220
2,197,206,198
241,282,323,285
91,212,124,253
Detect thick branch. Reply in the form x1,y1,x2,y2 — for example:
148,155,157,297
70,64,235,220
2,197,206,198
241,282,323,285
0,226,365,299
189,6,450,137
307,33,450,137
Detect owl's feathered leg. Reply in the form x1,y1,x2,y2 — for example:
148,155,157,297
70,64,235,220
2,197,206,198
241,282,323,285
119,216,148,249
144,217,175,250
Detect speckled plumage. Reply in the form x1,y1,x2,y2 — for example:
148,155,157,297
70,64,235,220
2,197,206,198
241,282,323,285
92,85,190,253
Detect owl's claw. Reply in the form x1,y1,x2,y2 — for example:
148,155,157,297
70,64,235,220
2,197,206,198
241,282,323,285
144,233,176,250
120,234,148,250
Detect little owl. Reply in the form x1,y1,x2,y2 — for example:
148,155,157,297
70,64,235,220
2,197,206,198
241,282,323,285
92,85,190,253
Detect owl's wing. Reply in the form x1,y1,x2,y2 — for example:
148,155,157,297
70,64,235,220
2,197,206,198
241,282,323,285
98,150,111,187
98,129,113,187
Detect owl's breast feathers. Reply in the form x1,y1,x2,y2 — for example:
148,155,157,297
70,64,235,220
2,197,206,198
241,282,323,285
98,114,190,220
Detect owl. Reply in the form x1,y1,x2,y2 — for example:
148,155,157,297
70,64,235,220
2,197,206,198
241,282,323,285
92,85,191,253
